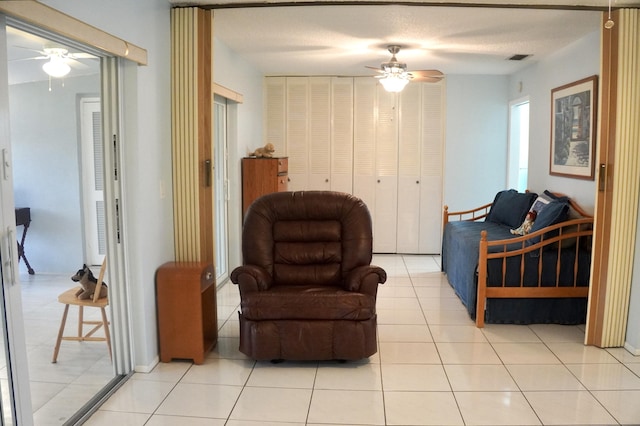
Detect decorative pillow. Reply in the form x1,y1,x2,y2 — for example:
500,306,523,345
486,189,538,229
527,200,570,245
528,190,568,216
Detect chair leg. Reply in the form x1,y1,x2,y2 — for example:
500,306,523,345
52,304,70,363
77,306,84,338
101,307,112,361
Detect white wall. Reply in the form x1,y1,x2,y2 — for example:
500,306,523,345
212,37,264,273
41,0,173,370
443,75,509,211
509,30,600,212
10,75,100,274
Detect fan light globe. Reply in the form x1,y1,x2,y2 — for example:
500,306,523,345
42,57,70,78
380,75,410,92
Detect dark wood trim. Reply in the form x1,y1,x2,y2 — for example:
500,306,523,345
586,10,618,346
197,8,214,264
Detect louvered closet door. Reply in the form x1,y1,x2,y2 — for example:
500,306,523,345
264,77,286,155
374,83,399,253
396,83,422,253
419,82,445,253
330,77,354,193
353,77,377,219
308,77,331,190
286,77,309,191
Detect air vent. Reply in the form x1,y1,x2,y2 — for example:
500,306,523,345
508,54,531,61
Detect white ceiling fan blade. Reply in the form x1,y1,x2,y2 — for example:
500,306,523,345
66,58,90,69
13,45,48,56
68,52,97,60
9,56,48,62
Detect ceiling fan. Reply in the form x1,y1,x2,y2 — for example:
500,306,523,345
13,46,96,78
367,45,444,92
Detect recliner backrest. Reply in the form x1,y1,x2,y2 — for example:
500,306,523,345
242,191,373,287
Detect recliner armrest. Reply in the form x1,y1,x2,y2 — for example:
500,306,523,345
230,265,273,293
344,265,387,295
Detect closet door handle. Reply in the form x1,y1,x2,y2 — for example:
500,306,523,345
204,159,212,187
598,163,606,192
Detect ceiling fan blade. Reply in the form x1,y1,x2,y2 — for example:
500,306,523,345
9,56,48,62
365,65,384,73
67,58,90,69
410,75,445,83
409,69,444,79
68,52,97,60
13,45,48,56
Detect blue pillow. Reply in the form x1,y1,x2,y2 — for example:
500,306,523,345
486,190,538,229
527,200,570,244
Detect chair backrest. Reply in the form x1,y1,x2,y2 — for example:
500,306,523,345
92,256,107,303
242,191,373,287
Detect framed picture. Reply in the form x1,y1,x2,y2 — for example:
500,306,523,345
549,75,598,180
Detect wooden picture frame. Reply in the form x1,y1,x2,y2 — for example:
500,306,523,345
549,75,598,180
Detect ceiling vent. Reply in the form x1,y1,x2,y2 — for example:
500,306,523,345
508,54,531,61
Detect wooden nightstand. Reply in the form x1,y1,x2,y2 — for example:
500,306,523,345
156,262,217,364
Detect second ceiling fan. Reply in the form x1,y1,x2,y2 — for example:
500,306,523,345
367,45,444,92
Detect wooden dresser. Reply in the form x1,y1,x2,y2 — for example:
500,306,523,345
242,157,288,215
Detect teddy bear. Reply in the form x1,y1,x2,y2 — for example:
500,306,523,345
249,143,275,158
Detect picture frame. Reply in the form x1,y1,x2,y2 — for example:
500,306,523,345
549,75,598,180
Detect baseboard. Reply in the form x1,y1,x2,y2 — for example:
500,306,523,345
135,355,159,373
624,342,640,356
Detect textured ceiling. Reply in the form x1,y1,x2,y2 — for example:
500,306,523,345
212,5,603,76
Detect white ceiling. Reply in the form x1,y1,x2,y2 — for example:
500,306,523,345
4,3,615,83
211,4,603,76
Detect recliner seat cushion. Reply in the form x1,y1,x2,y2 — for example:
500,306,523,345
241,285,376,321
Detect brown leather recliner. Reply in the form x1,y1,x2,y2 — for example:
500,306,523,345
231,191,387,361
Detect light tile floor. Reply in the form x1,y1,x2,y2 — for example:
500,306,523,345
85,254,640,425
5,271,115,425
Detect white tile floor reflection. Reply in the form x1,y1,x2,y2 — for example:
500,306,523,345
85,255,640,425
17,271,114,425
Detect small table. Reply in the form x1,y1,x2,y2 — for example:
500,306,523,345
15,207,34,275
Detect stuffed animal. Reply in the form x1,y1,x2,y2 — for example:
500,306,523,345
511,210,537,236
249,143,276,158
71,264,108,300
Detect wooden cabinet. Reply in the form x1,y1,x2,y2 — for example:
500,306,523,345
242,157,288,215
156,262,217,364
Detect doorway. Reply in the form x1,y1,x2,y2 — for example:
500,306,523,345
214,95,229,284
508,98,530,192
2,22,130,424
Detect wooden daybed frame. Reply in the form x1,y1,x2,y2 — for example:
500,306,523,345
443,195,594,327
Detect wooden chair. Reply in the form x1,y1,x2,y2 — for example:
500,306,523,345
52,257,111,363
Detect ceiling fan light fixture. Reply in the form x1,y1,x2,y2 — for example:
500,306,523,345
380,74,410,92
42,56,70,78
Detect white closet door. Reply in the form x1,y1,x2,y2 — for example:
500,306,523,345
330,77,353,193
308,77,331,190
374,84,398,253
264,77,286,156
352,77,377,217
396,83,422,253
419,82,445,253
286,77,309,191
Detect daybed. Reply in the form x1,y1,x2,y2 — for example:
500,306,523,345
442,189,593,327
